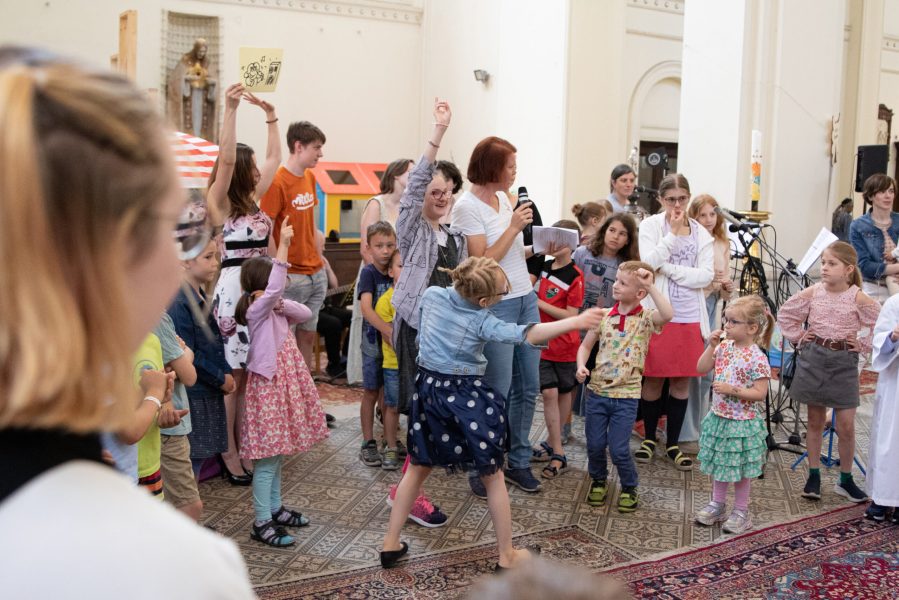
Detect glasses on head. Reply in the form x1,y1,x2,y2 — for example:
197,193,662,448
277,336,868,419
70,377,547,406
429,189,453,200
722,317,748,326
662,195,690,206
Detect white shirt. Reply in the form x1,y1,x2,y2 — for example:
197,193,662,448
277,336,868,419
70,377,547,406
0,462,256,599
451,190,531,299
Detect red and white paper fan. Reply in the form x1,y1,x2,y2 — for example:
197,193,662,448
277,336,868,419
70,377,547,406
171,131,219,189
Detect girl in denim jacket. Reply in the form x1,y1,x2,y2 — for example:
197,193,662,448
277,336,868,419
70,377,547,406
380,256,603,571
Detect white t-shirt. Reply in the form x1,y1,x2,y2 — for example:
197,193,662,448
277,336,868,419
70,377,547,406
451,191,531,299
0,462,256,599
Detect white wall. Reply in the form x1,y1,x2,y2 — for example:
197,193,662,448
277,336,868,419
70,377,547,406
420,0,569,221
0,0,423,163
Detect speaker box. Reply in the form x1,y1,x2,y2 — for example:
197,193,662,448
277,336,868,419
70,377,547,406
855,145,889,192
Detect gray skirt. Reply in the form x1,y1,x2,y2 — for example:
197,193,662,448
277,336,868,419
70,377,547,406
789,342,859,409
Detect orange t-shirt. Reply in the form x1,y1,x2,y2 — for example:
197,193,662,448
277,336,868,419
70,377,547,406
260,166,323,275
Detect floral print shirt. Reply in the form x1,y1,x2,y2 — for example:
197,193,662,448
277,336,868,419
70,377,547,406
711,340,771,420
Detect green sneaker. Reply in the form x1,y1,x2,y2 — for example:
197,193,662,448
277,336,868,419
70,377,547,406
618,487,638,513
587,479,608,506
382,448,400,471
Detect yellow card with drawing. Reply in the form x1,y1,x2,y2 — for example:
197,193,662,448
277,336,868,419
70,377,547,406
239,47,284,92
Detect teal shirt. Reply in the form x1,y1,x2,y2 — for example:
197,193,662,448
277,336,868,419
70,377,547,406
154,313,192,436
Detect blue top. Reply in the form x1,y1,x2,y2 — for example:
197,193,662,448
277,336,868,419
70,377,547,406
849,212,899,282
358,263,393,357
168,286,232,399
416,286,541,376
155,312,192,436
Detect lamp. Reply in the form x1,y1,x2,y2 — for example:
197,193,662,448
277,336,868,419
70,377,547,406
473,69,490,84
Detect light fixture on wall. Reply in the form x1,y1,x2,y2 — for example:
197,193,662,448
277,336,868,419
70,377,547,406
473,69,490,84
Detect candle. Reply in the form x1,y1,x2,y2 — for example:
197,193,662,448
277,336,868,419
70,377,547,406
751,130,762,212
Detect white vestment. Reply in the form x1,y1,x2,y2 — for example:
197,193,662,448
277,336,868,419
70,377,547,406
868,294,899,506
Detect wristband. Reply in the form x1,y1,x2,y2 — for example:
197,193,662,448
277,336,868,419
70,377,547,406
266,118,279,124
143,395,162,410
433,122,448,128
428,140,439,149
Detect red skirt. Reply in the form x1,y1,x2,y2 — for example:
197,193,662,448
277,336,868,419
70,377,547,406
643,322,704,378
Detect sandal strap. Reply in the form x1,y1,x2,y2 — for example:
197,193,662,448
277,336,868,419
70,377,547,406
667,447,692,464
540,441,553,455
550,454,567,467
254,522,293,546
273,506,309,526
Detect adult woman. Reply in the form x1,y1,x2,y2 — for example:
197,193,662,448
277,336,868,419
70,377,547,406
346,158,412,385
685,194,733,441
0,46,253,597
607,164,636,214
849,174,899,300
451,136,542,493
636,174,714,470
207,84,281,482
571,201,608,246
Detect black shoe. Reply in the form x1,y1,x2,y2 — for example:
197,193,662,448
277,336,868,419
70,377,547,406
380,541,409,568
865,502,888,522
834,478,868,503
504,467,542,492
468,474,488,499
217,455,252,486
325,413,336,429
801,472,821,500
891,510,899,525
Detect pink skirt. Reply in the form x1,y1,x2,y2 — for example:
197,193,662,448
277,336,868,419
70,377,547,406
643,322,704,378
241,337,329,460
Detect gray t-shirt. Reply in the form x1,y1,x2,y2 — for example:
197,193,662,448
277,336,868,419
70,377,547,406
155,312,192,436
572,246,621,310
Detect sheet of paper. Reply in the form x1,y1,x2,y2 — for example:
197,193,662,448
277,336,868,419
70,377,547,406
796,227,839,275
239,47,284,92
532,226,580,254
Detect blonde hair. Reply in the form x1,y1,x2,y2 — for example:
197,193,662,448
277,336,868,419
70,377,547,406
823,241,862,288
618,260,654,280
689,194,728,244
726,295,775,348
570,202,606,228
0,47,177,433
441,256,508,304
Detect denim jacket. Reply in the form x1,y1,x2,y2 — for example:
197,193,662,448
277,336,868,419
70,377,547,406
393,156,468,332
849,212,899,282
416,287,541,376
168,286,232,399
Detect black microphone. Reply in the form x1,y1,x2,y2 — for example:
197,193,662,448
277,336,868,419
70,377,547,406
517,186,530,207
728,222,757,233
716,206,749,222
516,186,541,245
634,185,657,194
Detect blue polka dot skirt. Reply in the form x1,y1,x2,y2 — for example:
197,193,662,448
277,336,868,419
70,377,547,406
407,367,508,476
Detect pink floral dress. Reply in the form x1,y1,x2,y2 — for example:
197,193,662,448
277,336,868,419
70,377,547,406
211,210,272,369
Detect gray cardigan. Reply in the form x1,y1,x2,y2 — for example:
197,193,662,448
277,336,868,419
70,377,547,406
391,156,468,331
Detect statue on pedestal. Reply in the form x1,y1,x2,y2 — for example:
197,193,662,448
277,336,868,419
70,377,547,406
167,38,217,141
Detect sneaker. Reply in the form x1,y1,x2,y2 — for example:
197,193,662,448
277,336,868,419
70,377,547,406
359,440,382,466
835,478,868,503
587,479,608,506
468,474,488,499
504,467,542,492
618,487,638,513
801,472,821,500
382,448,400,470
722,509,752,534
409,496,448,528
865,502,888,522
396,439,408,459
695,501,728,525
891,510,899,525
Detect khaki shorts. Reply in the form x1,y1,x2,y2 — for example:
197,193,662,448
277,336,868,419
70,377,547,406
160,434,201,508
283,269,327,332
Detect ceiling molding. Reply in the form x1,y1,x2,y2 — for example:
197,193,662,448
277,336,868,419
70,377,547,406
885,35,899,53
627,0,684,16
195,0,422,24
626,28,683,42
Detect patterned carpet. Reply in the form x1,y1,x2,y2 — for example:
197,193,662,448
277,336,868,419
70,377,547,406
607,503,899,599
197,371,878,595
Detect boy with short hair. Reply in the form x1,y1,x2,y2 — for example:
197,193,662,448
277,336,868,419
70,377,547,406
375,249,404,470
531,220,585,480
576,261,673,512
358,221,397,466
261,120,328,369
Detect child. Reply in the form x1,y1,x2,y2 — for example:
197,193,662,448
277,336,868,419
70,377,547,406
531,220,586,479
576,262,672,512
168,239,239,482
375,249,404,471
778,241,880,502
235,218,329,547
694,295,773,533
380,256,603,569
357,221,398,467
866,293,899,522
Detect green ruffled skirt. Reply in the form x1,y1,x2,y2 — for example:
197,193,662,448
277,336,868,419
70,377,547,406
697,412,766,482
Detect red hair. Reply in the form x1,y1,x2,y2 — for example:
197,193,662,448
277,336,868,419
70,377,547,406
467,136,516,185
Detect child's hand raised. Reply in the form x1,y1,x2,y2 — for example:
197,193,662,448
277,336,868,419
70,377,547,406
708,329,725,348
280,217,294,246
575,365,590,383
634,268,654,290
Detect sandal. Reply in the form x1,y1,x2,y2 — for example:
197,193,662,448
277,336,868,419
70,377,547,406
272,506,311,527
634,439,656,463
251,520,296,547
666,445,693,471
541,454,568,479
531,441,553,463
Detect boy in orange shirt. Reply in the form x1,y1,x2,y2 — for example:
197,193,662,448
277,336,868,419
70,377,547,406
261,121,327,369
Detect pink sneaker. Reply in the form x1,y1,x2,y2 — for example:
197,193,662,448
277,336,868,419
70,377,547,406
385,487,448,528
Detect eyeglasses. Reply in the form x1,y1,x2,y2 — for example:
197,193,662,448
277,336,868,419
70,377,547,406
429,189,453,200
662,195,690,206
722,317,748,326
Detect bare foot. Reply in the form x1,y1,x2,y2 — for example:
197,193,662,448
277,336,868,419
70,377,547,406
497,547,536,568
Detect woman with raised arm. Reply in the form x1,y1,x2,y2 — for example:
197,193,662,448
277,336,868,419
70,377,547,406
208,87,282,481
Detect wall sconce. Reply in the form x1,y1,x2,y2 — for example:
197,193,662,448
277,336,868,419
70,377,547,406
473,69,490,84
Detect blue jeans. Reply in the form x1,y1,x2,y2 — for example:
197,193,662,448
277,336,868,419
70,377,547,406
483,292,541,469
584,391,639,488
383,367,399,408
252,455,283,523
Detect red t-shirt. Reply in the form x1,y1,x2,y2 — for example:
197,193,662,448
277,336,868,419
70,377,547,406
536,261,585,362
260,166,323,275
